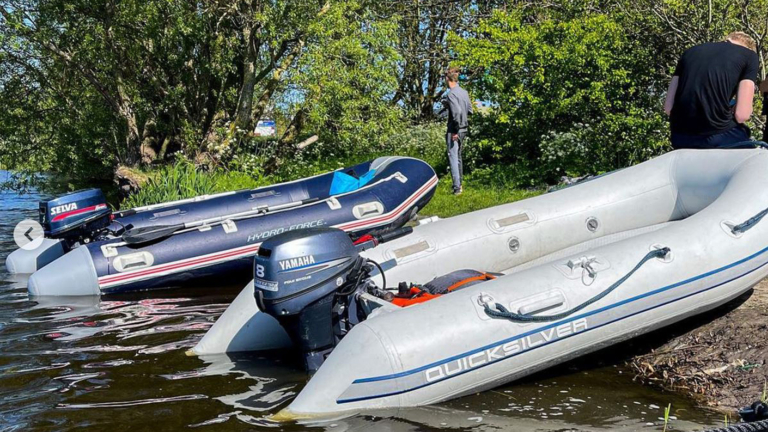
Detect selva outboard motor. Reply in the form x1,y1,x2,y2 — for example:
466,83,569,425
39,188,112,247
254,226,411,371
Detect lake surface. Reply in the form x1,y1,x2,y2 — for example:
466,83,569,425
0,172,723,431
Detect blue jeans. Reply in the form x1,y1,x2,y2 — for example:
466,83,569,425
671,125,750,149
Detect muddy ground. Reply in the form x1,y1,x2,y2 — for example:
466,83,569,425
625,280,768,413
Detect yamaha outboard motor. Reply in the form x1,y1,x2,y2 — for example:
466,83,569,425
254,226,410,371
39,188,112,247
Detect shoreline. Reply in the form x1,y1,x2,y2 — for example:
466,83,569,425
626,280,768,414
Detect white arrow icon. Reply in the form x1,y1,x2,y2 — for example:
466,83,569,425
14,219,44,250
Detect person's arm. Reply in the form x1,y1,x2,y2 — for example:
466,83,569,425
664,76,679,116
448,93,461,140
734,80,755,124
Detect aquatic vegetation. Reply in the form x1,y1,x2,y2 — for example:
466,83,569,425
663,403,671,432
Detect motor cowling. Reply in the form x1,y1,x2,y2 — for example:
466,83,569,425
254,227,364,371
39,189,112,245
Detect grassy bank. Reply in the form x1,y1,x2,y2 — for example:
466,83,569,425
421,175,540,218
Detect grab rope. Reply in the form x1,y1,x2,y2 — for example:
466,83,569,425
483,247,670,323
702,420,768,432
732,207,768,234
701,402,768,431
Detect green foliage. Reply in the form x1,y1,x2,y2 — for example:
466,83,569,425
451,11,670,182
3,0,768,196
121,160,265,209
0,0,407,178
289,1,403,150
377,123,447,170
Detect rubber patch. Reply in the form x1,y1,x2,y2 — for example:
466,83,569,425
495,213,529,227
393,240,430,259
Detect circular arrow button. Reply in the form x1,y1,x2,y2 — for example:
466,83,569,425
14,219,44,250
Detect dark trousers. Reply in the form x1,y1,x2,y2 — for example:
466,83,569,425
446,131,466,192
671,125,750,149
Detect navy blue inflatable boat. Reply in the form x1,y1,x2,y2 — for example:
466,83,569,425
19,157,437,296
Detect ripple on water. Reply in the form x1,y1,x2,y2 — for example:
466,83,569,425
57,394,210,409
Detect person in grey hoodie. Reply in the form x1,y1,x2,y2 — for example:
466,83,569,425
444,67,472,195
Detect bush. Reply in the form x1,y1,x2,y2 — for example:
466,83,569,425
451,11,669,182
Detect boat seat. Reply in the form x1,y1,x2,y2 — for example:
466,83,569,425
391,270,497,307
422,269,499,294
329,169,377,195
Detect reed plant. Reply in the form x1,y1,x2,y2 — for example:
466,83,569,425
121,160,262,209
662,403,671,432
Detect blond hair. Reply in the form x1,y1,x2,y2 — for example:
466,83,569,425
727,31,757,51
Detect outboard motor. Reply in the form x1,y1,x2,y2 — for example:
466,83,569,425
254,226,411,371
39,188,112,246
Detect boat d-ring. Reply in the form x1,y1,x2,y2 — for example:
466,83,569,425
650,244,673,263
720,220,744,239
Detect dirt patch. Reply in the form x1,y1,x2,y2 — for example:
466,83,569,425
627,280,768,413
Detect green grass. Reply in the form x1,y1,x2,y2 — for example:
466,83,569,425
420,175,542,219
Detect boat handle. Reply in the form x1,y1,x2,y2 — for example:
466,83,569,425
517,292,565,315
484,247,670,323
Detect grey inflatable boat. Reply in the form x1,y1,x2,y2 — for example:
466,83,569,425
192,148,768,420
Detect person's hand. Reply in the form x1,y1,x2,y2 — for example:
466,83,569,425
451,133,459,141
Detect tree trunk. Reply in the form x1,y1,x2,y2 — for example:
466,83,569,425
115,77,142,165
234,24,260,131
252,39,305,122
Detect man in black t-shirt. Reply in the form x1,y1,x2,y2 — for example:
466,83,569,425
664,32,759,149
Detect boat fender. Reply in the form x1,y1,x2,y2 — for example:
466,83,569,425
484,247,670,323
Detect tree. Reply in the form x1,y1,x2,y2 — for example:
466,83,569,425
382,0,501,121
0,0,405,180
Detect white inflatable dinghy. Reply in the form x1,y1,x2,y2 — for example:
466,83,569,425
191,148,768,420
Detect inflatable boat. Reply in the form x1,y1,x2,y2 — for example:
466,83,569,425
5,161,372,274
22,156,437,295
8,158,405,275
191,148,768,420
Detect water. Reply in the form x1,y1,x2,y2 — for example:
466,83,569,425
0,173,723,431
